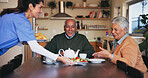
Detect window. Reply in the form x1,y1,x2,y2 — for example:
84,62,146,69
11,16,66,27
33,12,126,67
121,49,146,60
128,0,148,34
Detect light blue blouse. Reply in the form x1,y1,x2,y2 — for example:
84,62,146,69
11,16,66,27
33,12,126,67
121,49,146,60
0,12,36,55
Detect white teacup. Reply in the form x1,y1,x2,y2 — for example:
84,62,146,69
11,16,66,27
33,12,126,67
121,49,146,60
79,53,87,59
44,57,52,62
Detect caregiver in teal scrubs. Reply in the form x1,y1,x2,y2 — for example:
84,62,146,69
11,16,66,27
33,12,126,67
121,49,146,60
0,0,74,65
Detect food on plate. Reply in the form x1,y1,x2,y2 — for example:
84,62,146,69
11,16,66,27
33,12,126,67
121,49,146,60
70,57,88,62
35,33,47,40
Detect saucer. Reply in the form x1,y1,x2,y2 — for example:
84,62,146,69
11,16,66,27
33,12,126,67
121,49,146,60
88,59,105,63
42,60,56,65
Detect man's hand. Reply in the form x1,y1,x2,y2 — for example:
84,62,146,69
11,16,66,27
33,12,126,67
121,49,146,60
92,47,112,59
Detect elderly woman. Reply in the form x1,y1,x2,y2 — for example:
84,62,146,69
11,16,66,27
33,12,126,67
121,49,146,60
92,16,147,73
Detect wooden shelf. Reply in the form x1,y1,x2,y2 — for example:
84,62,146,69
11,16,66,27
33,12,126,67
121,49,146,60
77,29,108,30
38,28,48,30
42,6,57,8
75,18,110,20
69,7,110,9
42,6,49,8
37,18,49,19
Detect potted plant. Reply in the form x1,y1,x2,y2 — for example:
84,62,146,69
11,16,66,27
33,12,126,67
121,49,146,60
48,1,56,9
66,1,73,8
138,14,148,68
48,0,56,14
100,0,110,7
102,10,110,18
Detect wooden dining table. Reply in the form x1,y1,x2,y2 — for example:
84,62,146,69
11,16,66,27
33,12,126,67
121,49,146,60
4,57,131,78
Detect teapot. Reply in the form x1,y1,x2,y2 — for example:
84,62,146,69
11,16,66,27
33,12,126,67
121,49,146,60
58,48,80,58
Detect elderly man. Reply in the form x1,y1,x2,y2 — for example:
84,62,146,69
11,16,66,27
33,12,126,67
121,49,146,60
93,16,147,73
45,19,95,58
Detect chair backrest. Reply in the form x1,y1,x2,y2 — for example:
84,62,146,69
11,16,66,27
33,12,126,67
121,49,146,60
0,54,22,78
117,60,127,72
9,56,22,69
12,54,23,68
127,66,144,78
117,60,144,78
0,62,14,78
142,56,148,68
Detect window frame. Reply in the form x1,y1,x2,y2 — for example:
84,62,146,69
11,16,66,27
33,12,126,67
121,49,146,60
127,0,144,36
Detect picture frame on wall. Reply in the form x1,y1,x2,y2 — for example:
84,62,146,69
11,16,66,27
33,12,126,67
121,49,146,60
0,0,8,2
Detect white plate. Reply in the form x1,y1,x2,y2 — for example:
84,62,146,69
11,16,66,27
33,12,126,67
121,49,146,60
88,59,105,63
73,62,88,66
42,60,56,65
76,62,88,64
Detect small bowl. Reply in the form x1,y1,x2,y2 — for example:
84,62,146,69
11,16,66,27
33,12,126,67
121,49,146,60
87,4,98,7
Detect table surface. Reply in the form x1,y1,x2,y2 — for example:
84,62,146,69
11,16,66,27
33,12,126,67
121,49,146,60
4,57,131,78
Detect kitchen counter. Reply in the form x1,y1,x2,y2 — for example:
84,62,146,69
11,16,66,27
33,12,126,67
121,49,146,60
89,39,101,42
131,36,145,44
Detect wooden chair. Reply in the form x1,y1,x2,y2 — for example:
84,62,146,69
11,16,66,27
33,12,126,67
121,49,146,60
117,60,127,73
142,56,148,69
0,54,22,78
0,62,14,78
101,36,115,52
117,60,144,78
9,54,22,69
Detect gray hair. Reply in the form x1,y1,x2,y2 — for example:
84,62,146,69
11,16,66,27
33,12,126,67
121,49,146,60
112,16,129,33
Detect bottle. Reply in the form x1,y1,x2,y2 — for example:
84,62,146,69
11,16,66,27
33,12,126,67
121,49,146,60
81,21,83,29
97,37,101,42
83,2,87,7
82,0,87,7
35,24,38,34
76,21,80,29
84,24,87,29
106,31,109,37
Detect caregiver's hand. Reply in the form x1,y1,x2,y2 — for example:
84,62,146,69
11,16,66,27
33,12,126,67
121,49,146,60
57,56,76,65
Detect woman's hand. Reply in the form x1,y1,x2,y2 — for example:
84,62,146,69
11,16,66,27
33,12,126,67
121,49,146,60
92,47,112,59
57,56,76,65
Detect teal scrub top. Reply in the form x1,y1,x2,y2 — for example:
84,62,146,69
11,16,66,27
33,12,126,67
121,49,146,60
0,12,36,56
